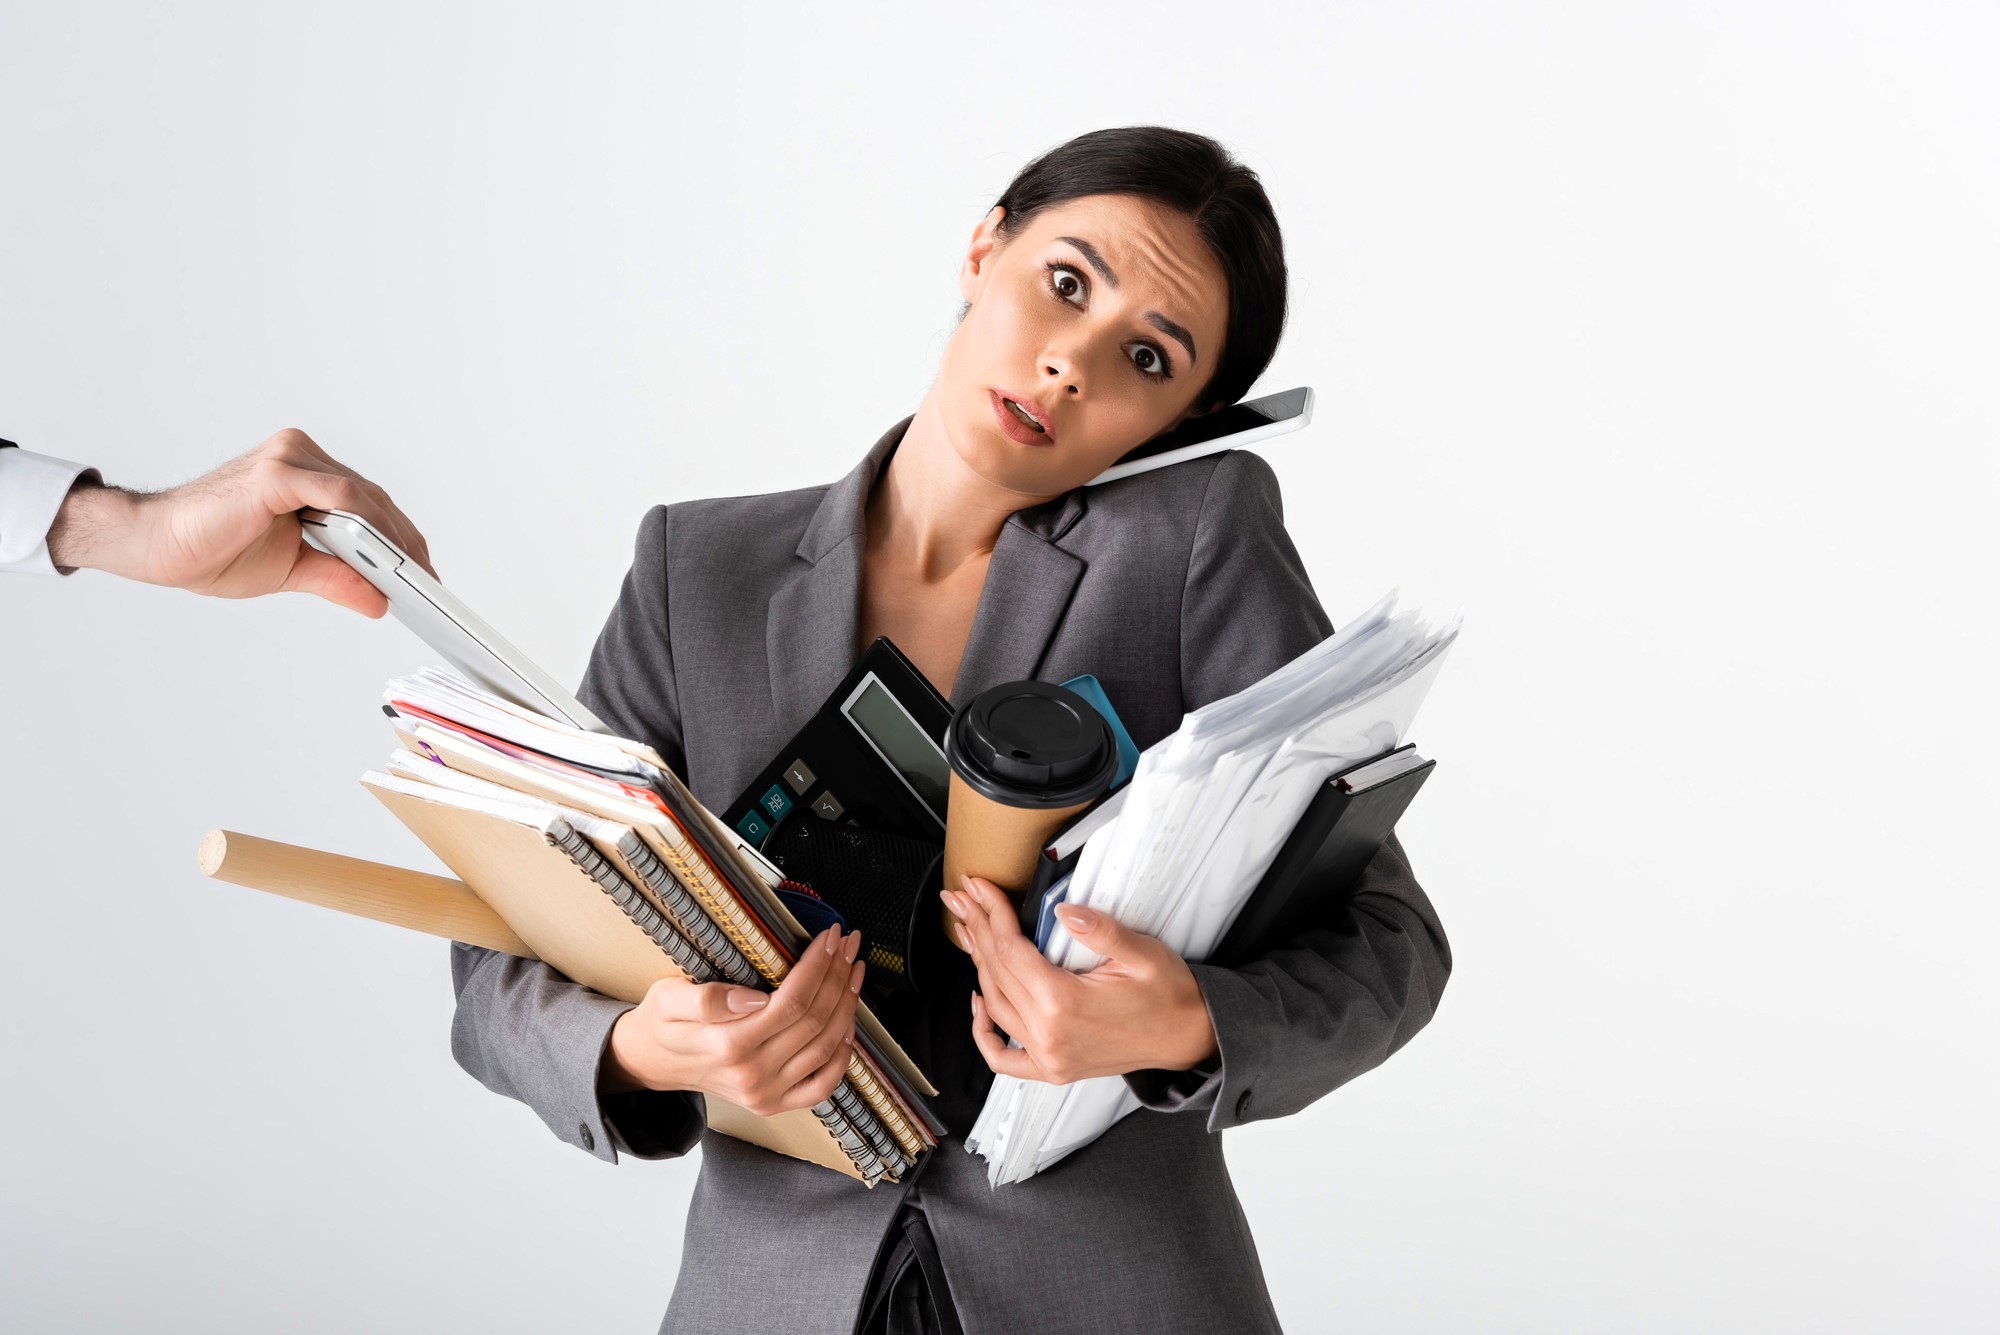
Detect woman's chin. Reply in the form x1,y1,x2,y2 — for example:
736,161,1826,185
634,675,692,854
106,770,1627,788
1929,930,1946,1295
957,434,1084,496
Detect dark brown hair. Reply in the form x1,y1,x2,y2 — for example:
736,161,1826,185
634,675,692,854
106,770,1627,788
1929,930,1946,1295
963,125,1288,415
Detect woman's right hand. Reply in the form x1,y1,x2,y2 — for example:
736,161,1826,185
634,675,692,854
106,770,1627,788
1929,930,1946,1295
601,926,867,1116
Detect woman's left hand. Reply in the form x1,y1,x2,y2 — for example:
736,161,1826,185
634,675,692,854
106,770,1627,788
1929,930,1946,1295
943,875,1219,1084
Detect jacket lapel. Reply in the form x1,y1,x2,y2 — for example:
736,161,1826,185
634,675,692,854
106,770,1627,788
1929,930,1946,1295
766,414,1093,728
765,419,904,732
948,517,1085,710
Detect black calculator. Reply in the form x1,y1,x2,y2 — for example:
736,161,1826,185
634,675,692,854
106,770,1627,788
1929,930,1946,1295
723,637,953,850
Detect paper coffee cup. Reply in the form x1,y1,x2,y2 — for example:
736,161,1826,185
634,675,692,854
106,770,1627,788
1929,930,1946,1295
942,680,1117,948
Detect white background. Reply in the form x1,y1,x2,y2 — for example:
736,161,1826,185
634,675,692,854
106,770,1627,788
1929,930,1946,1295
3,4,1994,1332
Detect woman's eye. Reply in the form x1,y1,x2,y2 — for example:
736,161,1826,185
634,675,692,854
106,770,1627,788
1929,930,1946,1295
1127,344,1170,380
1045,261,1173,382
1046,262,1085,303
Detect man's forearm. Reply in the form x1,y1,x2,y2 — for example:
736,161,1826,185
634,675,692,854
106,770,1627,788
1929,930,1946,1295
45,476,145,576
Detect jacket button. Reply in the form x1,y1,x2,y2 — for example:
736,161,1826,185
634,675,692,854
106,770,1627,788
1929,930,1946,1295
579,1122,596,1151
1234,1088,1254,1119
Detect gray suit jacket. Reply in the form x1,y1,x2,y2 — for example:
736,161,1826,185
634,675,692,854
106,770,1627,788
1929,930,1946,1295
448,416,1453,1335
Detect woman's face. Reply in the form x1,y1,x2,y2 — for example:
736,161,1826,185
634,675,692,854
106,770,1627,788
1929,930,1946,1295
937,193,1231,498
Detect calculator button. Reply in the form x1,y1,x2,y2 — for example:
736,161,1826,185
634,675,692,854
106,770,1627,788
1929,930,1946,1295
734,808,772,844
783,760,817,794
759,784,794,821
811,791,845,820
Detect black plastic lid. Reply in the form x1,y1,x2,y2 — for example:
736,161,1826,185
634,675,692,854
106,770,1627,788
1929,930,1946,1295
945,680,1117,809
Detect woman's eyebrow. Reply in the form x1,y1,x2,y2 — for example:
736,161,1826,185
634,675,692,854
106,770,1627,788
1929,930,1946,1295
1055,234,1200,368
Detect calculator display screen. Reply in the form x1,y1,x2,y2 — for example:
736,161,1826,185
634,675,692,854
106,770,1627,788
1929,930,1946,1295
842,675,950,821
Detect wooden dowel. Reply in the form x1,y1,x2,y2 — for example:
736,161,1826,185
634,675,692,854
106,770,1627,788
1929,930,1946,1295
196,829,537,960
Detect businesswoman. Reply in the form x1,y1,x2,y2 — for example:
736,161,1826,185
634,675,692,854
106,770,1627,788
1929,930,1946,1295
449,125,1452,1335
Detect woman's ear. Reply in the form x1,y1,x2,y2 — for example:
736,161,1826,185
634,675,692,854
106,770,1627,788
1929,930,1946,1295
958,205,1007,305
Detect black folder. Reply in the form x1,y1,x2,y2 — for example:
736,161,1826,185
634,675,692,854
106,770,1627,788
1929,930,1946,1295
1206,744,1435,967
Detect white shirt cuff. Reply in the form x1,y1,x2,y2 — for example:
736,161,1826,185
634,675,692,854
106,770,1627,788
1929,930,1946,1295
0,448,96,576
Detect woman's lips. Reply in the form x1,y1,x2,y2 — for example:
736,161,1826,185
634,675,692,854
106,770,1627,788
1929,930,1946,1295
989,389,1054,447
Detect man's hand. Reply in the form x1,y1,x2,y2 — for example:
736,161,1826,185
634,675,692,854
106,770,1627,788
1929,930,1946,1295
44,427,434,616
944,874,1219,1085
601,926,867,1116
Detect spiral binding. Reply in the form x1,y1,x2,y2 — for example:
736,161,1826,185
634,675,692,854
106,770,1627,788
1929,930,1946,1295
542,822,907,1183
612,831,761,986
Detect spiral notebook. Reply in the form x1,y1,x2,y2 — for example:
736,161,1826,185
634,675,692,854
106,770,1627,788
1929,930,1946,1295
362,768,937,1184
358,664,942,1186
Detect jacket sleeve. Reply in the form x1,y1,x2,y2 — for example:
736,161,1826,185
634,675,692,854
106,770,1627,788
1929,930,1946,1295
447,503,708,1164
1120,448,1454,1130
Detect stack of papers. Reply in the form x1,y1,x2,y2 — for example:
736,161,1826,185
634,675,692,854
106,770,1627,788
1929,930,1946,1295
964,588,1460,1185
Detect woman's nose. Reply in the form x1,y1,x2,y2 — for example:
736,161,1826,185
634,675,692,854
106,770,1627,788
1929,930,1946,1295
1039,357,1081,396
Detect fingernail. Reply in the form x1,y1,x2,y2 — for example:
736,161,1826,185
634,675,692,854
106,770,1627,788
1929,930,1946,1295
960,874,979,900
823,928,838,955
1055,904,1096,933
727,989,769,1013
843,931,862,964
848,960,865,994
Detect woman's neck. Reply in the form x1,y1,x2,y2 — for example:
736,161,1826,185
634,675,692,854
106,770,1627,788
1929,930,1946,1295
864,387,1052,580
